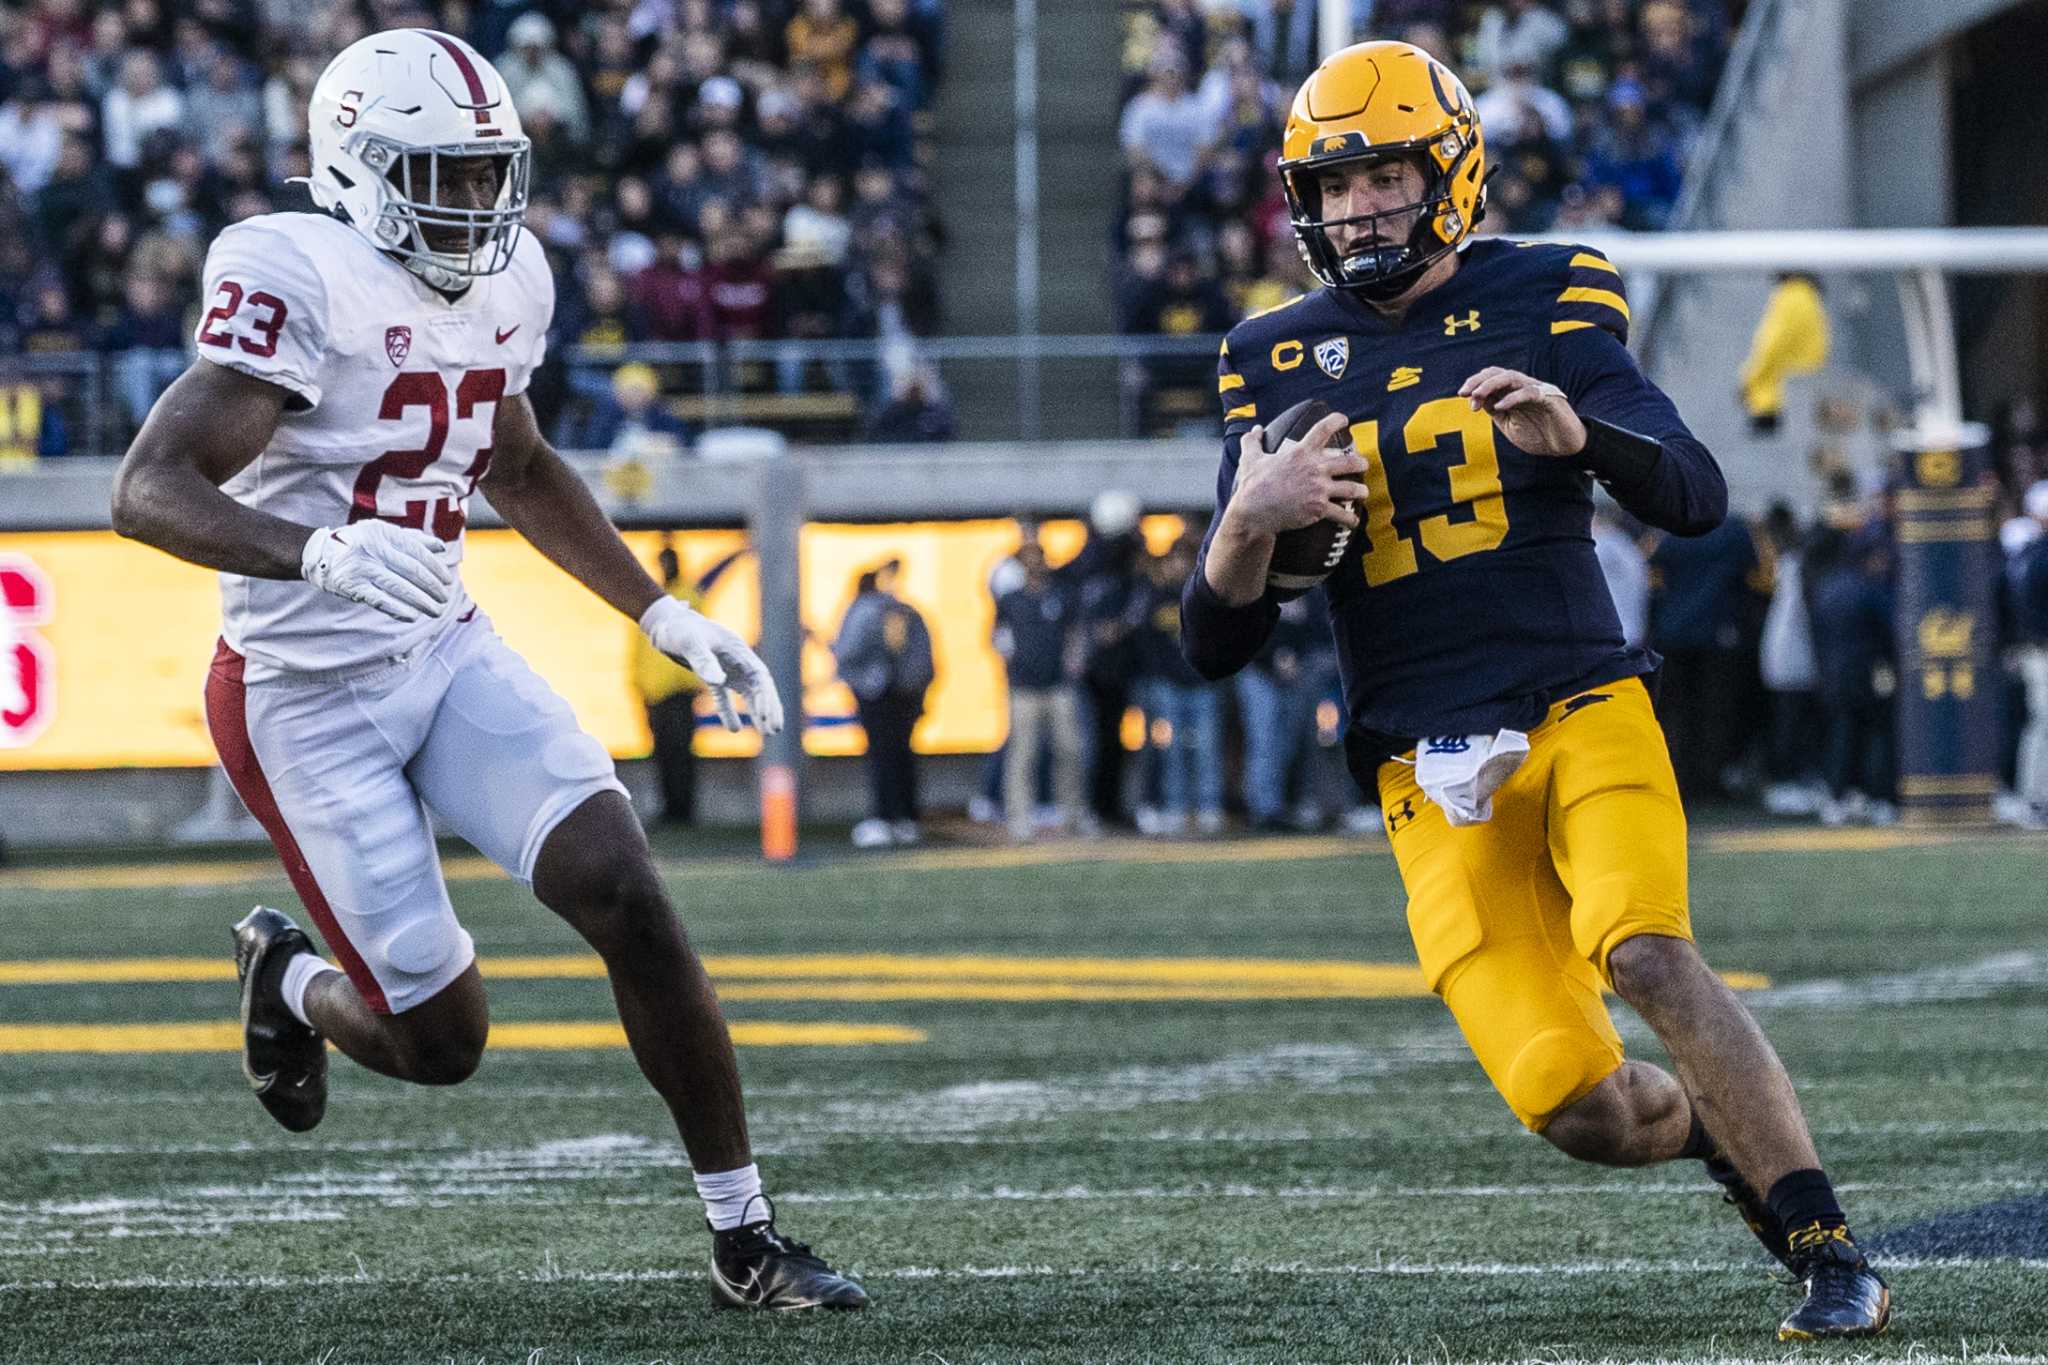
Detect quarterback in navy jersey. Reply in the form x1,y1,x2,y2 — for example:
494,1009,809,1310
1179,40,1888,1340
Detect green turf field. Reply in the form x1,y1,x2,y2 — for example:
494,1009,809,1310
3,825,2045,1363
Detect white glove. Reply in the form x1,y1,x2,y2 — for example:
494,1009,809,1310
300,523,457,624
639,595,785,736
1415,729,1530,827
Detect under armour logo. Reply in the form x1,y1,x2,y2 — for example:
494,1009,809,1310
1385,797,1417,833
1561,692,1612,717
1443,310,1482,335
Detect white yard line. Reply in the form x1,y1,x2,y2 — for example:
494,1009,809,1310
5,1253,2044,1296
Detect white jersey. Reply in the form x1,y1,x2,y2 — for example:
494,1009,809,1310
198,211,553,677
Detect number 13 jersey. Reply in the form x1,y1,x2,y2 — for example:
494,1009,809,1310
194,210,553,678
1197,237,1727,773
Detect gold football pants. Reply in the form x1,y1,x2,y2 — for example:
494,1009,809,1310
1377,677,1692,1130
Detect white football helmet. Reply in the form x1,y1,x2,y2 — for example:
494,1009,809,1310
305,29,531,292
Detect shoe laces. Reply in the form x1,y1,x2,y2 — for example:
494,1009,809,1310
720,1196,828,1269
1791,1229,1872,1299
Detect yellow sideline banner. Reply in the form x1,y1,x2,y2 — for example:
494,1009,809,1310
0,518,1183,771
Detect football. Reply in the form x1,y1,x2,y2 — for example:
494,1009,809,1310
1251,397,1364,593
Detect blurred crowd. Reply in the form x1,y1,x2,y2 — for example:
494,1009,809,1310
0,0,948,464
969,494,1374,846
807,431,2048,844
1112,0,1739,432
1592,410,2048,830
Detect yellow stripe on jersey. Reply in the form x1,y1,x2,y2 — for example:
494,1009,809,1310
1219,372,1245,393
1551,320,1598,334
1557,286,1631,321
1225,404,1257,421
1569,252,1620,275
1245,294,1307,322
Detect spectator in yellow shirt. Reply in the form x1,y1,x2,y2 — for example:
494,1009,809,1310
632,547,708,827
1739,273,1828,434
786,0,860,102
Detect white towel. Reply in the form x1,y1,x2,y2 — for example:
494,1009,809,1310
1415,729,1531,826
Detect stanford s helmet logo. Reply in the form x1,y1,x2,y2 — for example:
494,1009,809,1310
385,325,413,367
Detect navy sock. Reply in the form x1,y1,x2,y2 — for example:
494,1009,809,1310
1766,1168,1850,1240
1679,1111,1717,1163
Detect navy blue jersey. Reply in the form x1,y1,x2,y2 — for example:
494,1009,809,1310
1181,237,1727,780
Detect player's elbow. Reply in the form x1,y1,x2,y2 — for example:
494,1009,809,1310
1673,464,1729,537
1179,628,1247,682
109,455,165,545
1658,442,1728,538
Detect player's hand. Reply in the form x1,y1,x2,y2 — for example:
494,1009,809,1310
299,522,456,623
1460,366,1587,457
1226,412,1367,537
639,595,785,736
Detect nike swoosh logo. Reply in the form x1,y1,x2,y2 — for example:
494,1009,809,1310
495,325,520,344
711,1262,763,1302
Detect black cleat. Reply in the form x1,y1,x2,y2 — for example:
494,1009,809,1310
1778,1227,1891,1340
232,906,327,1133
1705,1149,1795,1271
709,1198,869,1311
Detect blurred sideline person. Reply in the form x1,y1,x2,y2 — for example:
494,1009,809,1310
632,546,708,828
1072,491,1146,828
993,541,1084,841
833,559,934,846
1807,527,1897,827
108,30,864,1313
1590,505,1648,648
1133,535,1224,835
1758,504,1823,816
1180,41,1888,1340
2009,480,2048,825
1237,591,1329,831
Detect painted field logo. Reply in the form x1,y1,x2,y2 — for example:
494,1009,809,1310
0,554,54,748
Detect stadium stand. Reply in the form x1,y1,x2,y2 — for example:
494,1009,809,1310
1113,0,1738,434
0,0,947,459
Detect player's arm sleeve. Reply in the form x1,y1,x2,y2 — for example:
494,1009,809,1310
192,225,329,407
1545,253,1726,536
1181,338,1280,680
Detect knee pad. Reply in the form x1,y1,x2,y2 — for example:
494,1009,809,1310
378,917,476,1013
1504,1026,1622,1131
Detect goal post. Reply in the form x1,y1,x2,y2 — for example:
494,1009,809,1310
1552,226,2048,823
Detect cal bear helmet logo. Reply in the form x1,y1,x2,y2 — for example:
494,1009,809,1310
1314,337,1349,380
385,325,413,367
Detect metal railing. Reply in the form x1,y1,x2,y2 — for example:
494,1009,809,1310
0,334,1234,462
0,351,108,463
558,332,1229,445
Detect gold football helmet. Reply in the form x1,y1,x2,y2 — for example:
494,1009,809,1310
1278,40,1487,298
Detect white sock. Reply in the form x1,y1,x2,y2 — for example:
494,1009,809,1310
694,1163,765,1231
280,952,341,1028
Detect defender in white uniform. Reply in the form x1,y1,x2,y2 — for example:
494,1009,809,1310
113,28,866,1312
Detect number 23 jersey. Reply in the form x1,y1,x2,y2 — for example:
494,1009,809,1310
194,210,553,677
